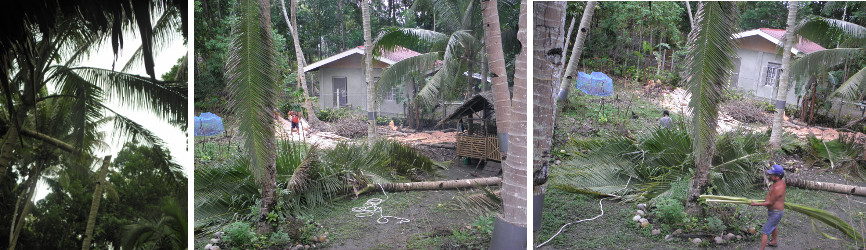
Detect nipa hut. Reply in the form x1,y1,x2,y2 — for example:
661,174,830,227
436,92,503,162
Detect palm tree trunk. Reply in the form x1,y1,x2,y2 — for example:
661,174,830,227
81,156,111,250
769,1,799,149
561,14,577,66
362,0,377,140
281,0,323,128
370,177,501,192
482,0,512,147
0,126,20,182
490,1,529,248
557,1,598,101
7,163,39,250
685,1,695,29
532,0,568,198
786,177,866,197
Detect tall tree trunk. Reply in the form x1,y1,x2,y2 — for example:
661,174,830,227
0,126,20,182
338,0,345,50
362,0,377,140
370,177,501,192
769,1,799,149
281,0,323,128
482,0,512,150
81,156,111,250
561,14,577,66
490,1,528,248
7,163,40,250
786,177,866,197
557,1,598,101
685,1,695,29
532,0,567,207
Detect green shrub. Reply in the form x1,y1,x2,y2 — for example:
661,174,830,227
316,107,352,122
269,231,291,246
224,221,256,246
706,216,725,233
654,198,687,224
471,215,495,236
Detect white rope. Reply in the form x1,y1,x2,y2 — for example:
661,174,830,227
536,177,631,248
351,184,410,224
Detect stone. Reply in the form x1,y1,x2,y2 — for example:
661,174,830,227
295,245,304,250
692,238,702,244
211,247,220,250
214,232,224,238
639,218,648,224
714,236,724,244
673,229,683,235
736,235,742,240
304,245,310,249
554,160,562,165
636,210,645,216
640,221,650,228
309,236,319,242
210,238,220,244
651,229,661,236
204,244,212,250
724,233,735,241
632,215,642,222
665,234,674,241
637,203,648,211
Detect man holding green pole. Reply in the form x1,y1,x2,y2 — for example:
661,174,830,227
750,164,787,249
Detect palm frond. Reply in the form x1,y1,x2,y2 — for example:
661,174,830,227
122,7,183,73
374,52,440,100
455,188,502,216
831,66,865,100
225,0,278,184
796,16,866,48
374,28,448,56
684,1,738,170
789,48,864,83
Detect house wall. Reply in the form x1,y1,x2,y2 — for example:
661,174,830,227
733,36,800,106
314,53,405,115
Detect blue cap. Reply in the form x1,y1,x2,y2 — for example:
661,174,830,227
767,164,784,175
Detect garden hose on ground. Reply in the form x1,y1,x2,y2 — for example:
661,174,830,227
536,177,631,248
351,184,410,224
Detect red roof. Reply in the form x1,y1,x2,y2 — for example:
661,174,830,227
357,45,421,63
757,28,826,54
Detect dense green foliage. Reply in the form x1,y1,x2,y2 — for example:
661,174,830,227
5,143,187,248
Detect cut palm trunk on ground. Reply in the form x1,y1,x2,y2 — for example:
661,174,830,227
701,195,864,242
785,177,866,197
358,177,501,193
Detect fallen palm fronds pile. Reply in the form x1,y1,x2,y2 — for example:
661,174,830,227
701,195,864,243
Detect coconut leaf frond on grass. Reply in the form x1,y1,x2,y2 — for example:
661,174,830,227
553,124,767,202
804,135,866,179
455,188,502,216
701,195,865,243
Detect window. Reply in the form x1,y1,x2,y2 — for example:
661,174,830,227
765,62,782,86
385,87,397,101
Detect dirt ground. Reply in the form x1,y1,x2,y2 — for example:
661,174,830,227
315,142,501,249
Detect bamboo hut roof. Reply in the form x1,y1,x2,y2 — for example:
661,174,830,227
436,91,496,126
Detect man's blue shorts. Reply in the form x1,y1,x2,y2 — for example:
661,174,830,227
762,210,784,235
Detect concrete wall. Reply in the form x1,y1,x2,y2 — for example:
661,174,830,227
733,36,801,106
314,53,405,115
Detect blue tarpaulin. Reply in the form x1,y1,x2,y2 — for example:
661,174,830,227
194,112,225,136
575,71,614,96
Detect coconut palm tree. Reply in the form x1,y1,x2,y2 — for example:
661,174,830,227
362,0,377,140
769,1,799,150
557,1,598,101
681,1,739,215
372,0,486,108
279,0,324,127
81,156,112,250
121,200,187,249
224,0,279,234
486,0,527,248
789,16,866,111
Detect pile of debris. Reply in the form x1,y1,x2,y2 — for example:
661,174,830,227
656,87,742,132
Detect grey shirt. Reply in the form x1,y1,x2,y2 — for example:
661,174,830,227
659,116,672,128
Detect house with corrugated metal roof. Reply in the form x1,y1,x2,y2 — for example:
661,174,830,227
731,28,826,105
303,46,421,115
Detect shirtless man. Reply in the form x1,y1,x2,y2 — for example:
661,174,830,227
750,164,787,249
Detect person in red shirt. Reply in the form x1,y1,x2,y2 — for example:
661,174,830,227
289,111,301,136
